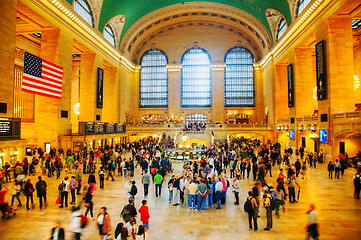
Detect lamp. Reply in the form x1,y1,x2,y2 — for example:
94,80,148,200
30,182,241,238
0,149,4,157
309,124,317,131
297,124,303,131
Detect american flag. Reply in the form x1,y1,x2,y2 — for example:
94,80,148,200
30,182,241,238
22,52,63,99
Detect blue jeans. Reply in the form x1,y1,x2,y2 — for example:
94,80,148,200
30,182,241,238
216,191,222,208
197,193,205,211
189,194,196,208
155,184,161,197
56,168,61,179
209,193,213,207
71,189,76,203
204,194,209,209
169,190,173,203
123,168,127,179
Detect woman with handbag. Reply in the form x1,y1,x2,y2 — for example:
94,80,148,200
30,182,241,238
97,207,112,240
84,186,94,219
23,178,35,210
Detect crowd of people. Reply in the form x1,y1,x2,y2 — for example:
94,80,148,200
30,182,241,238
0,136,360,239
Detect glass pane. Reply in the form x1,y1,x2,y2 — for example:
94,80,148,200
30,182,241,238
224,47,255,107
104,25,116,47
181,48,211,107
139,49,168,108
276,18,287,41
74,0,94,27
296,0,312,17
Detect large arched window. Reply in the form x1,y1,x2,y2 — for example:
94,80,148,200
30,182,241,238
74,0,94,27
224,47,255,107
104,24,116,47
139,49,168,108
276,18,287,41
296,0,312,17
181,48,211,107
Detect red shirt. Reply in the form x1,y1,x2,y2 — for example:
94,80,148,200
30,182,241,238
139,205,150,223
0,189,7,205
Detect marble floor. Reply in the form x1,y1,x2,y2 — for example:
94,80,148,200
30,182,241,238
1,160,361,240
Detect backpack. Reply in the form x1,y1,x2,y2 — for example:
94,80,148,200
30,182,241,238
130,185,137,196
79,214,88,228
244,197,253,213
269,196,276,211
58,181,66,191
39,181,46,192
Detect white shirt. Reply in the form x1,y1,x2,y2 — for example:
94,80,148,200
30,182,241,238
69,211,82,233
307,210,318,225
215,182,223,192
97,214,105,225
60,180,70,192
124,222,137,236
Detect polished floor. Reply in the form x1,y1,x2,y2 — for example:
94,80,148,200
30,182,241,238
1,159,361,240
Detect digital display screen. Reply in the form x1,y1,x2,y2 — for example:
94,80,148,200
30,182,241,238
290,129,295,140
0,120,12,136
320,129,328,143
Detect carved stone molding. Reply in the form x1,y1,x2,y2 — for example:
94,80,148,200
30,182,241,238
264,8,286,43
287,0,297,20
120,2,273,57
88,0,103,29
107,15,124,48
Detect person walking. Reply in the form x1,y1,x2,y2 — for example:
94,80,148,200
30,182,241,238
50,220,65,240
172,176,181,206
76,167,82,195
334,160,341,179
142,170,151,198
305,204,319,240
84,186,94,219
286,174,300,204
96,207,112,240
154,172,163,197
138,199,150,230
23,178,35,210
35,176,47,209
215,177,223,209
10,180,22,207
353,171,361,199
70,206,82,240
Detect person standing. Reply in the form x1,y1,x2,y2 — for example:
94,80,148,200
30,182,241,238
252,182,261,217
121,198,137,223
97,207,112,240
35,176,47,209
215,177,223,209
305,204,319,240
353,171,361,199
168,175,175,203
69,176,77,205
295,159,301,177
299,145,305,160
327,161,334,179
142,170,151,198
286,174,300,204
98,167,105,190
154,172,163,197
245,191,258,231
188,180,197,209
334,160,341,179
232,176,240,205
263,189,273,231
138,199,150,230
172,175,181,206
196,179,208,213
182,176,190,207
24,179,35,210
76,167,82,195
59,176,70,208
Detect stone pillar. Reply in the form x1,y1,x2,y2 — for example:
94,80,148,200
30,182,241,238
294,47,317,118
275,63,289,120
168,66,182,120
103,64,117,123
79,53,103,122
35,29,60,148
0,0,17,117
211,66,225,122
120,63,133,123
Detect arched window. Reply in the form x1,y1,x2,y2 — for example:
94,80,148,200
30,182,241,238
181,48,211,107
296,0,312,17
276,18,287,41
224,47,255,107
74,0,94,27
139,49,168,108
104,24,116,47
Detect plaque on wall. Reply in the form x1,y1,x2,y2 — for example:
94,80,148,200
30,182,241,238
287,63,294,107
86,122,94,132
106,123,114,133
316,40,327,100
96,68,104,108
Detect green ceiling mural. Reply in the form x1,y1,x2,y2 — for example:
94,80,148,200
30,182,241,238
66,0,292,41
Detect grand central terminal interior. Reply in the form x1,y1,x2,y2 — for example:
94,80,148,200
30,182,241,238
0,0,361,239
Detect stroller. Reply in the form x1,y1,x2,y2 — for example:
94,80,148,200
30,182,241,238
1,203,17,219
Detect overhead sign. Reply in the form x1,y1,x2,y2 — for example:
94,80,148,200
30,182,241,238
316,40,327,100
